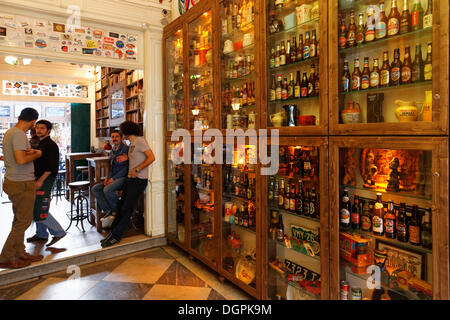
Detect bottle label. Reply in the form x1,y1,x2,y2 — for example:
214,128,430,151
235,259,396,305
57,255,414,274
280,55,286,65
424,64,432,80
423,14,432,28
270,58,275,68
351,211,360,224
276,87,282,100
356,33,364,44
340,208,350,224
270,89,276,101
401,66,412,82
397,222,407,236
301,87,308,97
308,83,314,95
282,89,288,100
338,36,347,48
388,18,399,36
279,195,284,206
352,75,360,90
361,216,371,231
391,67,401,82
385,219,395,234
370,72,379,87
381,70,390,85
361,75,370,89
373,216,383,233
347,31,355,45
409,225,420,243
296,199,303,212
310,203,315,216
303,46,310,59
304,161,311,170
342,78,349,91
376,22,387,39
294,86,300,98
290,199,295,211
365,28,375,42
411,11,419,27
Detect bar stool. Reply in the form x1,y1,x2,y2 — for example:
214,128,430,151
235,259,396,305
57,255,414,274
52,170,66,203
66,181,90,232
75,166,89,181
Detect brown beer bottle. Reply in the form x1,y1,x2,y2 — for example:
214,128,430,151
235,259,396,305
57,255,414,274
380,51,390,87
338,15,348,49
308,64,316,96
301,72,308,97
314,64,320,96
356,13,365,45
376,0,388,40
294,70,301,98
365,8,376,43
342,60,351,92
286,40,291,65
390,48,402,86
310,30,317,58
351,58,361,91
372,193,384,236
387,0,401,37
411,43,424,82
384,200,396,239
370,58,380,88
347,10,357,47
361,57,371,90
399,0,411,34
291,37,297,63
409,204,421,245
424,42,432,81
280,41,286,66
297,34,304,61
401,46,412,84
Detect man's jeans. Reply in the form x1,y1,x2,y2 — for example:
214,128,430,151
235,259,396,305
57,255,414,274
92,177,126,214
36,213,66,238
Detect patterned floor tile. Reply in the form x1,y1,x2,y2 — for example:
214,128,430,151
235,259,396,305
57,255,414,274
79,281,153,300
0,279,45,300
142,284,212,300
156,261,208,288
103,257,174,284
134,247,174,260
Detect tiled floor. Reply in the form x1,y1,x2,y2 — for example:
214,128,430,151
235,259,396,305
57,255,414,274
0,245,254,300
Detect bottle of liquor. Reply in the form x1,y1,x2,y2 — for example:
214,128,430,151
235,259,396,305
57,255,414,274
308,65,316,96
303,188,310,216
421,208,432,249
273,178,279,207
380,51,390,87
310,30,317,58
347,10,357,47
303,151,312,176
314,64,320,96
396,202,408,242
387,0,401,37
278,179,285,209
296,180,304,214
342,60,350,92
275,44,281,68
270,46,276,69
351,194,361,229
294,70,301,98
356,13,365,45
303,31,311,60
370,58,380,88
423,0,432,28
409,204,421,245
280,41,286,66
289,183,296,212
361,200,372,232
390,48,402,86
411,0,424,31
411,44,424,83
365,9,376,42
270,75,276,101
361,57,371,90
310,187,317,217
276,74,282,100
282,77,288,100
351,58,361,91
284,181,290,211
288,72,295,99
286,40,291,65
340,189,351,229
424,42,432,81
373,193,384,236
301,72,308,97
384,200,396,239
339,15,348,49
276,214,284,242
399,0,411,34
401,46,412,84
376,0,388,40
297,34,304,61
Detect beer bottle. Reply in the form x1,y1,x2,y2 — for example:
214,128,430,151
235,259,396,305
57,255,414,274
289,183,296,212
287,73,294,99
276,214,284,242
342,60,351,92
308,65,316,96
351,58,361,91
310,30,317,58
421,208,432,249
280,41,286,66
303,151,312,176
284,181,290,211
296,180,304,214
423,0,432,29
273,178,279,207
411,0,424,31
303,188,310,216
387,0,400,37
347,10,357,47
276,74,282,100
351,194,361,229
380,51,390,87
270,74,276,101
361,200,372,232
310,187,317,217
412,43,424,82
286,40,291,65
372,193,384,236
269,46,276,69
356,13,365,45
399,0,411,34
303,31,311,60
291,37,297,63
390,48,402,86
370,58,380,88
275,44,281,68
297,34,304,61
396,202,408,242
314,64,320,96
401,46,412,84
384,200,396,239
409,204,421,245
281,77,288,100
338,15,348,49
340,189,351,229
268,177,274,205
278,179,284,209
301,72,308,97
424,42,432,81
376,0,388,40
365,8,376,42
361,57,371,90
294,71,301,98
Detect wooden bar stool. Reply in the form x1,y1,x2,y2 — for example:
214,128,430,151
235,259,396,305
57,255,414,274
66,181,90,232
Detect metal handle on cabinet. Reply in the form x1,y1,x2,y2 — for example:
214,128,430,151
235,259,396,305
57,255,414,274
434,93,440,100
433,172,440,177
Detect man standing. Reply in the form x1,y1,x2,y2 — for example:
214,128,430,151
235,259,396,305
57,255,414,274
26,120,66,247
92,130,128,227
0,108,43,269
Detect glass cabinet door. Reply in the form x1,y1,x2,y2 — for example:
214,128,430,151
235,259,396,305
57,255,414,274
165,29,185,132
220,0,257,130
267,143,322,300
166,141,186,244
332,0,446,134
221,142,258,291
265,0,324,131
333,138,446,300
190,143,217,265
188,11,214,130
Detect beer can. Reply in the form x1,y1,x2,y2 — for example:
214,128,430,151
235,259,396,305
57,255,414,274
340,281,350,300
351,287,362,300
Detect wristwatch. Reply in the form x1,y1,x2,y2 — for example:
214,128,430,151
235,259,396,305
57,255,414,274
134,167,140,173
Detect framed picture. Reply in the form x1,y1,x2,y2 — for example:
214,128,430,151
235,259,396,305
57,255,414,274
377,241,425,280
0,106,10,117
45,106,65,118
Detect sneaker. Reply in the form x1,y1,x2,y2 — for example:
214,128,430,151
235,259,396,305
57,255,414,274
101,236,121,248
26,235,48,243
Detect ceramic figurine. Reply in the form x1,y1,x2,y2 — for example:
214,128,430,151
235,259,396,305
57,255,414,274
386,157,401,192
342,149,357,186
363,152,378,189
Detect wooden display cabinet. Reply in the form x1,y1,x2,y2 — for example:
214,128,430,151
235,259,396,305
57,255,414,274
328,0,449,135
329,136,448,300
261,136,329,300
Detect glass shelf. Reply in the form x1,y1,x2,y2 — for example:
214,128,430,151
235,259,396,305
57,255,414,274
340,184,432,202
268,17,320,40
269,238,321,261
338,80,432,96
223,43,255,57
222,72,255,83
339,0,376,11
269,56,319,72
269,206,320,224
222,21,255,40
223,220,256,235
223,194,255,203
269,95,319,104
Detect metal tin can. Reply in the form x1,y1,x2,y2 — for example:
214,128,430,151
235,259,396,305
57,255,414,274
340,281,350,300
351,287,362,300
